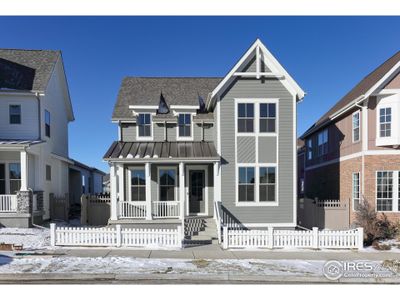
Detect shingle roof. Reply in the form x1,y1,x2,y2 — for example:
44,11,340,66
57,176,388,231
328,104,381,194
104,141,219,160
112,77,222,119
302,50,400,138
0,49,60,92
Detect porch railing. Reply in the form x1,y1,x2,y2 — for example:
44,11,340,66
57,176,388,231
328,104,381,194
152,201,180,218
0,195,17,212
119,201,147,218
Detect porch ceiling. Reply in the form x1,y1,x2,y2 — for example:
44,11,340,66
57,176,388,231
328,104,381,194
104,141,219,161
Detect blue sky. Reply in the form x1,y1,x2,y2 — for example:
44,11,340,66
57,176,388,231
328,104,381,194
1,16,400,172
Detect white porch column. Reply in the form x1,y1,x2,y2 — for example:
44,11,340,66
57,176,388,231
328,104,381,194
179,162,185,221
145,162,152,220
213,161,221,202
110,163,118,220
117,163,125,203
20,150,28,191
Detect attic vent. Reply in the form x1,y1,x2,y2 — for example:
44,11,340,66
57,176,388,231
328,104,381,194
157,93,170,114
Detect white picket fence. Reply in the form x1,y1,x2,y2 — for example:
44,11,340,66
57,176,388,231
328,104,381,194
0,195,17,212
223,227,364,250
50,224,183,248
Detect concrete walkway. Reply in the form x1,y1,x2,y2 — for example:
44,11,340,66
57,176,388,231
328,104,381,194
41,244,400,261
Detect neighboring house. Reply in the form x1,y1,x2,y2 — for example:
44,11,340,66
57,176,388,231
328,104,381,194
102,174,110,194
300,50,400,225
69,159,106,205
104,39,305,242
0,49,74,227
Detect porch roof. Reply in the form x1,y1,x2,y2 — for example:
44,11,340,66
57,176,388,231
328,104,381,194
104,141,219,161
0,139,44,149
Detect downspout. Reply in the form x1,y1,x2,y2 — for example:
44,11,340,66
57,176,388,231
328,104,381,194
164,121,167,141
35,92,42,140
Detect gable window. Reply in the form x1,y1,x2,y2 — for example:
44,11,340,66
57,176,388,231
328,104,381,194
238,167,255,202
259,103,276,133
9,105,21,124
317,129,328,156
131,169,146,201
376,171,393,211
137,113,152,137
237,103,254,133
45,110,51,138
307,139,313,160
159,168,176,201
259,167,276,202
379,107,391,137
352,172,360,211
178,113,191,137
46,165,51,181
9,163,21,194
352,111,360,143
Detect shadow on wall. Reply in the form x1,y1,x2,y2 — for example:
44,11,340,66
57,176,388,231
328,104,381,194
0,254,13,267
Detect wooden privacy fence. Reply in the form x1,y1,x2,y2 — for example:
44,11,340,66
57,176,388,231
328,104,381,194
50,194,69,221
223,227,363,250
81,194,111,226
50,224,183,248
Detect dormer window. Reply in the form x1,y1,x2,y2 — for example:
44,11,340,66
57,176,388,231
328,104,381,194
178,113,192,138
379,107,391,138
137,113,152,138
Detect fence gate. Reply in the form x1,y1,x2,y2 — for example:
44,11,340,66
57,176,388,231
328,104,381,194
81,194,110,226
50,193,69,221
298,198,350,230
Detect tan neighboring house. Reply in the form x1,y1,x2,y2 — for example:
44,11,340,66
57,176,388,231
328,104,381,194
300,50,400,226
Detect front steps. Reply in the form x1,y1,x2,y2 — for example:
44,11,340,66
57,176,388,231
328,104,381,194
184,217,219,246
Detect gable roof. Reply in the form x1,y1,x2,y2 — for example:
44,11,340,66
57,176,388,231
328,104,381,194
207,39,305,109
0,49,60,92
112,77,222,120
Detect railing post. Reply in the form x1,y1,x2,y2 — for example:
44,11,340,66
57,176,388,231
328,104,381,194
116,224,122,247
223,226,228,249
357,227,364,250
268,226,274,249
50,223,56,247
177,225,183,248
145,163,152,220
312,227,319,249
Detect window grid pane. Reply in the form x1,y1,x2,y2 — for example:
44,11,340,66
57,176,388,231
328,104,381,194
238,103,254,133
138,113,151,137
131,169,146,201
159,169,176,201
259,167,276,202
238,167,255,202
260,103,276,133
376,171,393,211
178,114,191,137
317,129,328,156
353,112,360,142
379,108,391,137
9,105,21,124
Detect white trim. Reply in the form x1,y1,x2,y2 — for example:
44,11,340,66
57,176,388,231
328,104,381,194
352,172,360,211
377,89,400,95
233,72,284,78
176,112,195,141
292,94,297,225
216,98,221,155
127,166,146,202
242,223,296,228
170,105,199,110
129,105,158,110
157,166,178,202
185,165,209,216
50,153,74,164
366,62,400,99
375,170,400,213
135,113,154,141
352,110,361,143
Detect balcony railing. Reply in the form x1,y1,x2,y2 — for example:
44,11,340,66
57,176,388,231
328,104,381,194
152,201,180,219
0,195,17,212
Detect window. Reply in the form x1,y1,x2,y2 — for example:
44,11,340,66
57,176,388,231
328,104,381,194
307,139,313,160
379,107,391,138
131,169,146,201
178,113,191,137
238,167,255,202
46,165,51,181
82,175,86,193
259,167,276,202
159,169,176,201
45,110,51,138
137,113,152,137
317,129,328,156
352,112,360,142
9,105,21,124
0,164,5,194
9,163,21,194
259,103,276,133
237,103,254,133
352,172,360,210
376,171,393,211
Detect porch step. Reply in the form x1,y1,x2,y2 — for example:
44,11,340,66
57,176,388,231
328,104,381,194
184,217,219,246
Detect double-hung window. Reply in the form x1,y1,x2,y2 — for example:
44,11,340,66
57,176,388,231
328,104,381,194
259,167,276,202
9,163,21,194
376,171,393,211
238,167,255,202
131,169,146,201
159,169,176,201
352,172,360,210
307,139,313,160
317,129,328,156
379,107,391,138
259,103,276,133
178,113,191,138
352,112,360,143
9,105,21,124
237,103,254,133
45,110,51,138
137,113,152,138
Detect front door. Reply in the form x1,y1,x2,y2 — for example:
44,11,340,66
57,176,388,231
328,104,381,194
188,169,206,215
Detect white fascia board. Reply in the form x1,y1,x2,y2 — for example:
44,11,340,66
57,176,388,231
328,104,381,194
365,62,400,98
128,105,158,110
170,105,199,110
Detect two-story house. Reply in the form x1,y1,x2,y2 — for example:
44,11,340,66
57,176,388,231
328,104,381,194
300,50,400,225
0,49,74,227
104,39,305,243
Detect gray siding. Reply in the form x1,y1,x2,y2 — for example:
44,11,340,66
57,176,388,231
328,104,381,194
242,57,272,73
121,124,136,142
237,136,256,163
219,78,294,224
259,136,277,163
